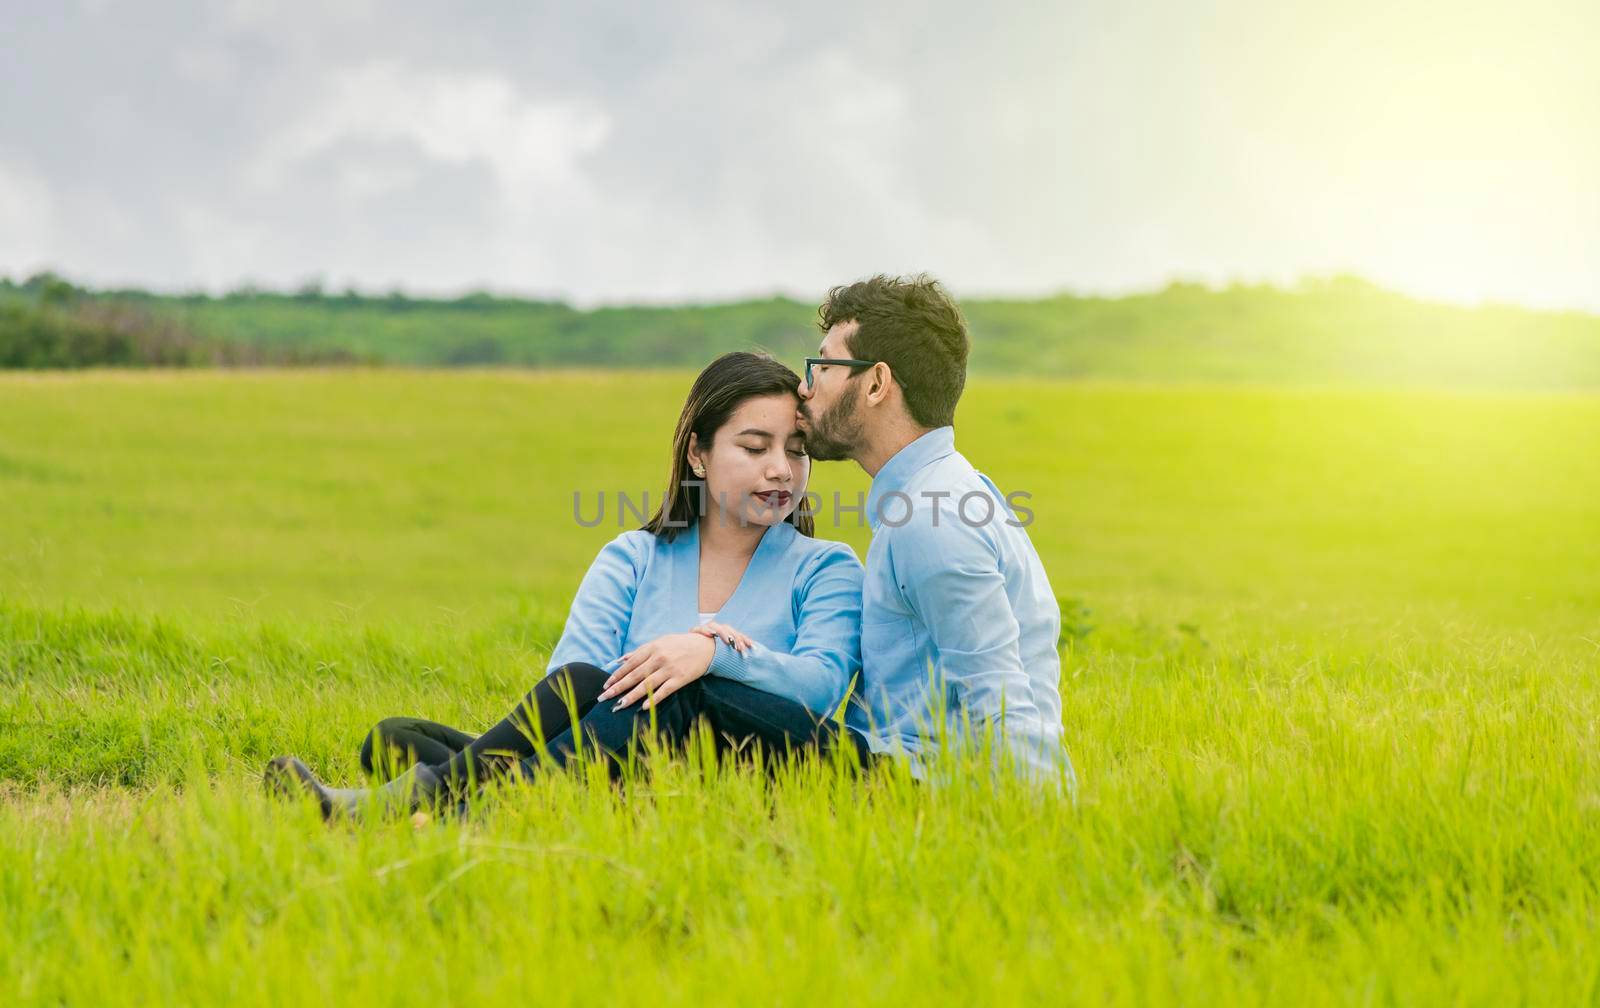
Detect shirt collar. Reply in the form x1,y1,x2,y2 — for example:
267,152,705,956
866,426,956,530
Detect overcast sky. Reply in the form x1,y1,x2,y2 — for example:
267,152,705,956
2,0,1596,308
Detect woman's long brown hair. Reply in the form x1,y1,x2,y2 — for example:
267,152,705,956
643,352,815,542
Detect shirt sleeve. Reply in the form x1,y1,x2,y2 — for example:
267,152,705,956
889,517,1044,735
703,543,864,716
545,533,645,675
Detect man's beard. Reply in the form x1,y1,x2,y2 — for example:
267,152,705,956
801,384,863,462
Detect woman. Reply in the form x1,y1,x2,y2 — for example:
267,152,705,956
266,352,864,820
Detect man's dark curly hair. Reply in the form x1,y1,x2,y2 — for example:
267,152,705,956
817,273,969,429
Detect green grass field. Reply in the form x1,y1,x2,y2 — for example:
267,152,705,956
3,369,1599,1004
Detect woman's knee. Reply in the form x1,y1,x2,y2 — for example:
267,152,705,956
548,662,609,704
358,716,419,775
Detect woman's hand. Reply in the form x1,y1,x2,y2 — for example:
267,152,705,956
691,621,755,654
599,632,716,710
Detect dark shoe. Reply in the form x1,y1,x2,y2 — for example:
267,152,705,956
264,755,442,822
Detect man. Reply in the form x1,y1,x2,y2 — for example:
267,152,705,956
797,274,1070,782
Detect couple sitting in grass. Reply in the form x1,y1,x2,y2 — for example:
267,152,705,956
266,274,1072,818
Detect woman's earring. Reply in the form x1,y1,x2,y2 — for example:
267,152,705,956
692,465,706,478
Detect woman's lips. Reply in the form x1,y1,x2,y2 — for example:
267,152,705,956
754,490,792,507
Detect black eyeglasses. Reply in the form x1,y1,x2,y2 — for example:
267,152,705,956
804,357,876,389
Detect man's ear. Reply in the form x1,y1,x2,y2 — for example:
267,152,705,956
864,362,895,406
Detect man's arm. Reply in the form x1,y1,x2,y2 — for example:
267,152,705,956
892,519,1043,735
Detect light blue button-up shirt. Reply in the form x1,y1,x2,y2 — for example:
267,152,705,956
547,520,863,716
845,426,1071,783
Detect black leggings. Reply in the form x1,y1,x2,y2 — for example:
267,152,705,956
358,662,609,793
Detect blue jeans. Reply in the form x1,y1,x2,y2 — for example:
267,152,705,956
522,676,871,779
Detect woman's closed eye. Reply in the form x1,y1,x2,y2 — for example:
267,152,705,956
742,444,806,457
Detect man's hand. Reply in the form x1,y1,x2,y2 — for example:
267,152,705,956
599,632,717,710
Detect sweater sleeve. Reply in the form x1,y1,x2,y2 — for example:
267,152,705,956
545,533,646,674
703,543,864,716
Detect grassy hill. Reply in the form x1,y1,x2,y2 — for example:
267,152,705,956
4,272,1598,389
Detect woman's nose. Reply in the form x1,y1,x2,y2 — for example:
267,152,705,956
767,456,793,482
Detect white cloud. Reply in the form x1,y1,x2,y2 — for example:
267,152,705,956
249,60,610,213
